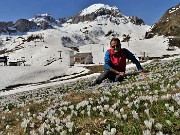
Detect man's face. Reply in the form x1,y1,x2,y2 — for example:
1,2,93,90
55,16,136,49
110,40,121,52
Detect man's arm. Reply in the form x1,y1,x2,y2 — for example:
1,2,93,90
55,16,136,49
104,51,111,70
126,49,143,71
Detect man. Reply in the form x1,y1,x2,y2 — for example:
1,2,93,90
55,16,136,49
91,38,143,86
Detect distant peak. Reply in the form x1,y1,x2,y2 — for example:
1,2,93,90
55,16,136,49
34,13,51,18
79,3,118,16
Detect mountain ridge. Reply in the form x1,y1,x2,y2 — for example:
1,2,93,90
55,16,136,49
148,3,180,47
150,3,180,36
0,3,145,34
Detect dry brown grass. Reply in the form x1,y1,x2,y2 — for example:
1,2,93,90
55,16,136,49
63,91,102,104
75,117,104,135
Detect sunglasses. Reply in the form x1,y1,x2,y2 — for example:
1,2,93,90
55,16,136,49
111,44,120,48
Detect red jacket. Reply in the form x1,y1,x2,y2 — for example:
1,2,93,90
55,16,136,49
107,48,126,72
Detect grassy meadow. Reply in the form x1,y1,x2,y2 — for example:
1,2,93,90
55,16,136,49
0,57,180,135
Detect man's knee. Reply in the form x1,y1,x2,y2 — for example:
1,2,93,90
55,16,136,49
115,75,124,82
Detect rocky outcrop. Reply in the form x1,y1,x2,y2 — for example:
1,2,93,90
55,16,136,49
0,21,13,31
58,18,67,24
15,19,37,32
0,22,7,31
39,21,53,30
129,16,145,25
69,7,123,24
150,3,180,36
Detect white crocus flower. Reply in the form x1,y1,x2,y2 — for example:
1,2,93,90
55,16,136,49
20,112,23,117
156,131,164,135
166,120,172,126
144,120,153,130
61,130,67,135
132,110,139,120
29,123,34,128
144,109,150,118
169,106,174,112
123,100,129,104
122,114,127,120
174,111,179,118
134,103,139,109
55,118,60,125
33,114,36,118
63,106,67,111
127,102,133,108
37,115,42,121
38,125,44,135
16,112,20,116
66,122,74,129
21,118,30,129
30,130,36,135
81,110,85,115
165,103,169,109
51,128,55,132
111,128,117,135
120,108,124,114
6,125,10,129
69,128,73,132
155,123,162,130
104,105,109,111
69,105,74,110
103,130,110,135
143,129,151,135
92,107,97,111
109,108,114,113
144,103,148,107
100,112,104,117
87,105,91,111
45,119,49,124
71,110,77,116
27,112,31,117
61,111,64,115
87,111,91,117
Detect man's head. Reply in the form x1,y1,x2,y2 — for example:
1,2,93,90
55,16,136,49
110,38,121,53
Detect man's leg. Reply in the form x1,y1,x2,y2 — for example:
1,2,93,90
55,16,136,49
115,75,124,82
91,70,114,86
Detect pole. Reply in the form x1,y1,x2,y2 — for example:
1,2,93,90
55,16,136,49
58,51,62,62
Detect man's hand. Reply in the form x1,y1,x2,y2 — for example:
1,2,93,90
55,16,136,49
137,70,143,74
118,72,125,76
137,69,149,74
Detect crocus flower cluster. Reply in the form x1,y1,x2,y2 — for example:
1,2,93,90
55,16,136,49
0,57,179,134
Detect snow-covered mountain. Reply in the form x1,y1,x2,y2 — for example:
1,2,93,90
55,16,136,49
67,3,144,25
0,3,152,65
0,3,179,91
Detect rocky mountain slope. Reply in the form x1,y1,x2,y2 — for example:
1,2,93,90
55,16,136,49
149,3,180,47
151,3,180,36
0,14,61,33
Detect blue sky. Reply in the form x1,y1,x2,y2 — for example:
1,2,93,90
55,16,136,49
0,0,179,25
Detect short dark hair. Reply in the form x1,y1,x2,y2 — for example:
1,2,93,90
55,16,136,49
110,38,121,45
